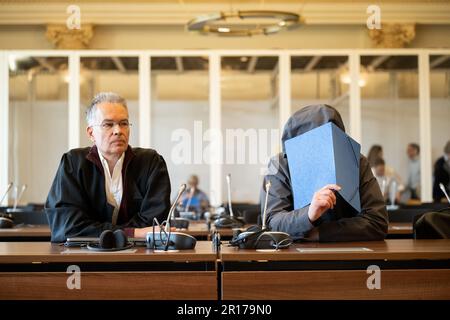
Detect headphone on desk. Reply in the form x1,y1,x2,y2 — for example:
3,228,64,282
87,229,133,251
0,212,14,229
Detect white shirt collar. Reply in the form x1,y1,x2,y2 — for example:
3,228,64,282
98,151,125,225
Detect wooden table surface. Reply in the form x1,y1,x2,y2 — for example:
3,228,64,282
221,239,450,261
0,225,51,238
0,240,217,263
0,222,414,240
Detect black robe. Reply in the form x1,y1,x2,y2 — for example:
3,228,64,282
432,156,450,202
45,145,171,242
261,104,388,242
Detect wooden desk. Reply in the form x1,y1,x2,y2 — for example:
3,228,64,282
180,221,211,240
0,222,212,242
0,225,51,241
387,222,413,239
220,240,450,300
0,241,217,300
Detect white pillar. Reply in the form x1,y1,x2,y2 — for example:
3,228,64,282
279,53,291,132
418,52,433,202
349,53,362,143
68,53,80,150
0,52,9,205
209,53,222,206
139,53,151,148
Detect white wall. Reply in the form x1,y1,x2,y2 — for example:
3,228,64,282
8,101,68,205
222,101,279,204
151,100,210,201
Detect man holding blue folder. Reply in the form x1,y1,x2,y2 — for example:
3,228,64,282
261,104,388,242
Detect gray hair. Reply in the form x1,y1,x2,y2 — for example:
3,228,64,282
86,92,128,126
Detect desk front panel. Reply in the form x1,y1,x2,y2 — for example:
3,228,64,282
221,240,450,300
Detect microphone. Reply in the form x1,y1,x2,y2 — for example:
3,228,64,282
146,183,196,250
13,184,27,211
262,180,271,230
229,178,292,250
213,174,245,228
439,183,450,204
0,182,13,205
226,174,234,217
166,183,186,232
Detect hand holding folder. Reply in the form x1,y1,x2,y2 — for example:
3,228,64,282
284,122,361,215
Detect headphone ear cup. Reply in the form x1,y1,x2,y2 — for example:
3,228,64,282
113,229,128,248
99,230,116,249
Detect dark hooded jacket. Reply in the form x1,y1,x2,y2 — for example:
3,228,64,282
45,145,171,242
261,104,388,242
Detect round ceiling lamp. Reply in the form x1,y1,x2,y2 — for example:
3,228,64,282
187,10,302,36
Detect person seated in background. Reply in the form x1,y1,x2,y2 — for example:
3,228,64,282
405,143,421,200
261,104,388,242
45,92,171,242
433,140,450,203
178,175,210,217
372,157,402,204
367,144,403,186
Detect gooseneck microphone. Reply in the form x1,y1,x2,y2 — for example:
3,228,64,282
262,180,271,230
146,183,196,250
0,182,13,205
229,178,292,250
13,184,27,211
165,184,187,232
213,174,245,228
226,174,234,217
439,183,450,204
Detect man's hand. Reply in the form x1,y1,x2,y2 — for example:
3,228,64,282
308,184,341,223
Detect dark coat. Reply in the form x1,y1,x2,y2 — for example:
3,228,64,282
261,104,388,242
432,156,450,202
45,145,171,242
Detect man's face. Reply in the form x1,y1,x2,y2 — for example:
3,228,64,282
407,146,417,159
87,102,130,158
188,177,199,189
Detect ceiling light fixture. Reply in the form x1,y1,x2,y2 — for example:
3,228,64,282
187,10,301,36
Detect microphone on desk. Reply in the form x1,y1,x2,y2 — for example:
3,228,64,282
168,183,191,229
0,182,13,205
261,180,271,230
229,179,292,250
439,183,450,204
226,174,234,218
213,174,245,229
13,184,27,211
166,184,186,232
146,183,196,251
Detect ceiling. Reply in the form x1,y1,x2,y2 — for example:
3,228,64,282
1,0,449,26
9,55,450,75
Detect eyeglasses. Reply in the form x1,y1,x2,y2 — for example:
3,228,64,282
92,120,132,131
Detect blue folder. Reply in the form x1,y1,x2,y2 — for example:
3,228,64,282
284,122,361,212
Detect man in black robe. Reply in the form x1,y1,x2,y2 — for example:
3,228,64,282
45,92,171,242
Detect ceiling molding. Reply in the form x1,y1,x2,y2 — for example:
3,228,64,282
0,3,449,26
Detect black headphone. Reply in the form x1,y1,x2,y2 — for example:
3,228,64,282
0,212,14,229
229,225,293,250
87,229,132,251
